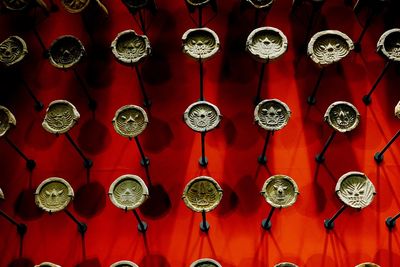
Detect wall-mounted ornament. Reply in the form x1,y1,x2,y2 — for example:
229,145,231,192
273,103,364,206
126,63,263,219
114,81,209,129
182,176,223,232
190,258,222,267
110,260,139,267
34,262,61,267
274,263,299,267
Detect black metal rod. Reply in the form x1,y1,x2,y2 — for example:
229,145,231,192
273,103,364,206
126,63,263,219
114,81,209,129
201,131,206,164
73,69,95,102
132,209,146,230
134,65,151,107
64,209,81,226
254,63,266,105
259,130,271,162
64,209,87,235
355,9,375,46
201,210,207,230
138,9,146,34
316,130,336,163
308,68,325,105
363,61,392,102
304,5,319,45
4,136,30,161
65,132,89,162
0,209,20,227
199,59,204,101
19,77,43,110
265,206,276,224
325,205,346,226
390,212,400,222
376,130,400,158
134,136,148,165
32,26,47,53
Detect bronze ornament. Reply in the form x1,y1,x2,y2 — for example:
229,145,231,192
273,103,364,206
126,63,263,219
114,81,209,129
395,101,400,119
42,100,80,135
377,28,400,62
34,263,62,267
0,105,16,137
48,35,85,69
190,258,222,267
261,175,299,208
183,101,222,132
254,99,291,131
0,36,28,67
111,30,151,65
35,177,74,213
112,105,148,138
182,28,220,60
324,101,360,133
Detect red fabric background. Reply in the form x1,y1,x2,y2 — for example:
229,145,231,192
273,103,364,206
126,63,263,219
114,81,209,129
1,0,400,266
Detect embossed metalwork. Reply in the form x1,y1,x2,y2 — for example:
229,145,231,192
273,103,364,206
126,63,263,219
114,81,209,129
34,262,62,267
183,101,221,132
182,28,220,60
182,176,223,213
308,30,354,67
48,35,85,69
261,175,299,208
190,258,222,267
111,30,151,65
336,171,376,209
35,177,74,213
395,101,400,119
274,263,298,267
324,101,360,133
0,105,16,137
246,27,287,63
0,36,28,67
246,0,273,9
110,260,139,267
377,28,400,62
0,187,4,200
109,174,149,211
112,105,148,138
60,0,90,13
42,100,80,135
254,99,291,131
355,263,380,267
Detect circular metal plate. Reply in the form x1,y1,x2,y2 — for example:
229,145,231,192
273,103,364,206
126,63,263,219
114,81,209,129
183,101,221,132
61,0,90,13
246,27,287,63
335,171,376,209
111,30,151,65
307,30,354,67
110,260,139,267
190,258,222,267
0,36,28,67
246,0,273,9
182,28,220,60
355,263,380,267
0,187,4,200
2,0,31,11
108,174,149,210
42,100,80,135
182,176,223,213
35,177,74,213
395,101,400,119
377,28,400,62
274,263,298,267
261,175,299,208
112,105,148,138
34,262,61,267
49,35,85,69
254,99,291,131
324,101,360,133
0,105,16,137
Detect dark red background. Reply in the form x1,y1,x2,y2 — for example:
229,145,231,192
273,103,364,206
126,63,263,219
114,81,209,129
1,0,400,266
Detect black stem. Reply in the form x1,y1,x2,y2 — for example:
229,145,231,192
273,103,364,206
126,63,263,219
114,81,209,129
316,130,336,162
132,209,146,230
201,131,206,164
308,68,325,104
138,9,146,34
376,130,400,157
64,209,81,226
134,65,151,107
4,136,29,161
265,206,276,224
391,212,400,222
304,4,319,45
32,26,47,53
254,63,267,105
199,59,204,101
326,205,346,225
364,61,392,100
73,69,95,103
355,9,375,45
259,131,272,159
201,210,207,230
134,136,148,163
65,132,89,162
0,209,20,227
19,76,43,109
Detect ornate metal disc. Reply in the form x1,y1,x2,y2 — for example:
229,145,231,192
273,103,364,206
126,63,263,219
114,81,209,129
190,258,222,267
246,27,287,63
34,262,61,267
110,260,139,267
0,105,16,137
182,28,220,60
307,30,354,67
324,101,360,133
246,0,273,9
261,175,299,208
182,176,223,213
355,263,380,267
335,171,376,209
183,101,222,132
0,187,4,200
42,100,80,135
377,28,400,62
112,105,148,138
254,99,291,131
111,30,151,65
274,263,299,267
395,101,400,119
60,0,90,13
185,0,210,6
108,174,149,211
48,35,85,69
35,177,74,213
0,36,28,67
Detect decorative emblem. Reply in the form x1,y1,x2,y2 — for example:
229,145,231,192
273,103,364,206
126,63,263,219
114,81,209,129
336,171,376,209
395,101,400,119
182,176,223,213
274,263,298,267
261,175,299,208
190,258,222,267
324,101,360,133
0,105,16,137
34,262,62,267
111,30,151,65
60,0,90,13
182,28,220,60
183,101,221,132
355,263,380,267
48,35,85,69
246,0,274,9
254,99,291,131
0,36,28,67
308,30,354,67
108,174,149,210
377,28,400,62
0,187,4,200
35,177,74,213
246,27,287,63
112,105,148,138
42,100,80,135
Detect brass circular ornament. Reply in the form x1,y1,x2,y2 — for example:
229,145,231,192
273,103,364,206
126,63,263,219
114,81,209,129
108,174,149,211
246,27,287,63
307,30,354,67
112,105,148,138
60,0,90,13
324,101,360,133
261,175,299,208
335,171,376,209
274,263,298,267
35,177,74,213
182,28,220,60
254,99,291,131
190,258,222,267
34,263,61,267
48,35,85,69
42,100,80,135
110,260,139,267
0,105,16,137
182,176,223,213
246,0,273,9
377,28,400,62
0,36,28,67
395,101,400,119
355,263,380,267
0,187,4,200
183,101,222,132
111,30,151,65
